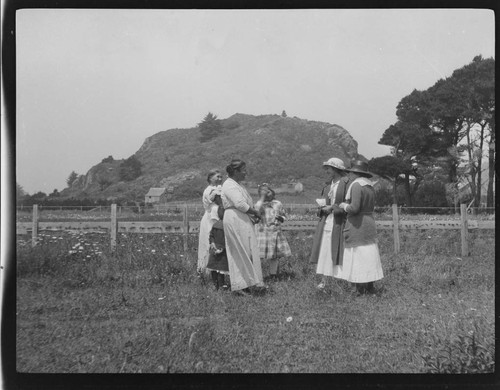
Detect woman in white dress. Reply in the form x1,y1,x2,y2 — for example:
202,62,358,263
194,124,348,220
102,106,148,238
310,157,351,290
221,159,265,293
197,169,223,273
338,160,384,295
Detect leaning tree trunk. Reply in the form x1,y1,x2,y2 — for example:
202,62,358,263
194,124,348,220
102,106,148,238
486,124,495,208
475,122,486,208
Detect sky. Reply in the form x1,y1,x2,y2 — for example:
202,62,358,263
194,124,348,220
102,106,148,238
14,8,495,194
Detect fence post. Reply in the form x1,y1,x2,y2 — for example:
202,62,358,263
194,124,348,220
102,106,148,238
111,204,117,253
392,204,400,254
460,203,469,257
183,203,189,253
32,204,39,247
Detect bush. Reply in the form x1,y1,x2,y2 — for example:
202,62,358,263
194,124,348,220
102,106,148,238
413,180,449,213
119,156,142,181
222,120,240,130
422,319,495,373
375,187,393,207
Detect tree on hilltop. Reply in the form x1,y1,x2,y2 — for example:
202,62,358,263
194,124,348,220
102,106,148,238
66,171,79,186
101,155,114,163
198,112,222,142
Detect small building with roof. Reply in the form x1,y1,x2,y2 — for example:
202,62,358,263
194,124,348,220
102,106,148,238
145,187,167,204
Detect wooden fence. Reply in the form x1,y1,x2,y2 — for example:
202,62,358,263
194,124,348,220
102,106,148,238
17,204,494,257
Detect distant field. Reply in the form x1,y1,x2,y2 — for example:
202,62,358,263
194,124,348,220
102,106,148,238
15,227,494,373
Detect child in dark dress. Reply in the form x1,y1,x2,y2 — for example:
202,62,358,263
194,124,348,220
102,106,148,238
205,196,230,290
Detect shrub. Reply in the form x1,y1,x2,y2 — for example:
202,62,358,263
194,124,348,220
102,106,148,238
119,156,142,181
422,319,495,373
222,120,240,130
414,180,449,212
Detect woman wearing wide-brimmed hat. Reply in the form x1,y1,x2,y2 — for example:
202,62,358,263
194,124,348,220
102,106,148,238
310,157,352,290
338,160,384,294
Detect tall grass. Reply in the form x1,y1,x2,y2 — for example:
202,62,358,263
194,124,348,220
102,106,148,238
16,228,494,373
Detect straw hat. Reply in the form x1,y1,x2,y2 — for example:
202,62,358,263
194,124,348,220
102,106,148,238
322,157,346,171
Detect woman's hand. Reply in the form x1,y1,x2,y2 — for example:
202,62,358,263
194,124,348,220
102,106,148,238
275,216,284,224
208,187,222,201
322,205,334,214
247,207,257,216
332,205,345,215
246,207,261,223
339,202,349,212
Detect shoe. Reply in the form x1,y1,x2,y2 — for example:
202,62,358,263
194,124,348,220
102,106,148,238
251,285,269,296
233,288,251,296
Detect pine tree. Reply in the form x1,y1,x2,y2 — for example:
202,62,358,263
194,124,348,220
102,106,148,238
198,112,222,142
66,171,79,186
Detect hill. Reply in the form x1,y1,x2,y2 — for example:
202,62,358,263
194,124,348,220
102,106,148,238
60,113,363,203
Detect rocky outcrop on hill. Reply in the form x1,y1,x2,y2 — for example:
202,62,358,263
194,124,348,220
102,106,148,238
61,113,363,202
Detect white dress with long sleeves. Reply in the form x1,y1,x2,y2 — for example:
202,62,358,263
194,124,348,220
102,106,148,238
221,178,264,291
197,184,220,271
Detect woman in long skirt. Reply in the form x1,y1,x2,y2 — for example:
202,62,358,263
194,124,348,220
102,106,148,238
197,169,223,273
221,159,265,293
310,157,351,290
338,160,384,294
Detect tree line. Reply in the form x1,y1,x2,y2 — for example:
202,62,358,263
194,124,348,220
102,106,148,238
369,56,494,208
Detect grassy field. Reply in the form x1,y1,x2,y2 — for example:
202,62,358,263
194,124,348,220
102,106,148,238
15,227,495,374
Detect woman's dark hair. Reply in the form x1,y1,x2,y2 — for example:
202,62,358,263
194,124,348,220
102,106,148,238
207,169,221,183
226,159,246,177
213,194,222,206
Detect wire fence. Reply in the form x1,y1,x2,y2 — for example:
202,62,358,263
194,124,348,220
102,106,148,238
16,204,495,258
16,203,495,227
16,204,496,214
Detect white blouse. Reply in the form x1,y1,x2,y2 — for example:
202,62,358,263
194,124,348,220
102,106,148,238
221,178,253,213
202,185,221,212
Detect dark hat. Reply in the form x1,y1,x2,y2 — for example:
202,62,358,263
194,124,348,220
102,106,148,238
346,160,373,178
